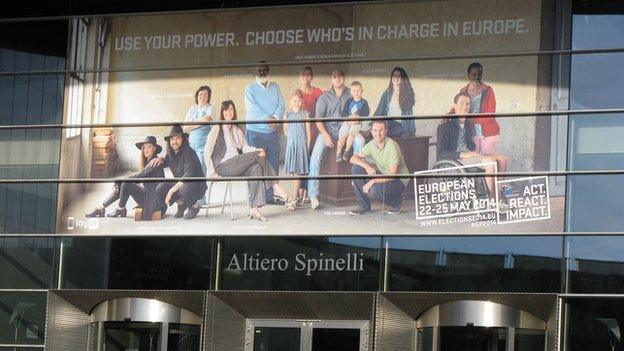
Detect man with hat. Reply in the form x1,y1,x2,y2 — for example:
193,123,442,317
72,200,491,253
151,125,207,219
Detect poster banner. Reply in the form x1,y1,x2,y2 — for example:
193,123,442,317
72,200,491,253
56,0,565,235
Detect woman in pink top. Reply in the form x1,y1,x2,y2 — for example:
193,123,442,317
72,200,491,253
460,62,500,155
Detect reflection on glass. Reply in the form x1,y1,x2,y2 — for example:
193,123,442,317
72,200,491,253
565,298,624,351
565,236,624,293
0,237,57,289
253,327,300,351
514,328,545,351
60,237,213,290
439,327,507,351
0,292,46,345
107,238,213,290
168,323,201,351
312,328,360,351
88,322,98,351
416,327,434,351
385,236,562,292
0,28,65,233
104,322,160,351
568,11,624,232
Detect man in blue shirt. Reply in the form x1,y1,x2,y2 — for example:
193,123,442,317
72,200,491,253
308,69,365,210
244,62,285,204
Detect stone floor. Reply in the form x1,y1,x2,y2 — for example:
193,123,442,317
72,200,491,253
57,174,565,235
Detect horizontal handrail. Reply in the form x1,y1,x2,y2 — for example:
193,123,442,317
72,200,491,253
0,169,622,184
1,47,624,76
1,108,622,131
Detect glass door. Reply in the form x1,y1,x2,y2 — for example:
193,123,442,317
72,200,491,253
247,319,368,351
311,327,361,351
415,300,548,351
89,322,202,351
88,298,203,351
415,327,546,351
253,326,302,351
167,324,201,351
438,326,507,351
103,322,160,351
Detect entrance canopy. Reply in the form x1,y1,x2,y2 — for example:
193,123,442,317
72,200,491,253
416,300,546,330
90,297,202,325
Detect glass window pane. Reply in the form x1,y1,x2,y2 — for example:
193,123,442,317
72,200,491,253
565,236,624,293
515,329,546,351
168,323,201,351
0,237,57,289
0,291,46,346
0,22,65,234
0,22,67,59
385,236,562,292
61,238,214,290
567,117,624,232
60,237,111,289
416,327,434,351
565,298,624,351
439,327,507,351
107,238,213,290
88,323,98,351
568,10,624,232
253,327,300,351
312,328,360,351
104,322,159,351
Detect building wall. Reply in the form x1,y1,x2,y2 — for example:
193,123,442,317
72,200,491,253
0,1,624,351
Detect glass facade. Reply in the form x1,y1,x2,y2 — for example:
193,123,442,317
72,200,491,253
385,236,563,292
57,237,215,290
0,0,623,350
564,298,624,351
565,236,624,294
567,6,624,232
253,327,301,351
0,291,47,346
0,21,66,234
0,237,58,289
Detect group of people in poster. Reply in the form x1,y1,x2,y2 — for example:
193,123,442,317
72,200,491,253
85,62,509,221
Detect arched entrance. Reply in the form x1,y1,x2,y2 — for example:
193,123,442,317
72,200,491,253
88,297,202,351
415,300,547,351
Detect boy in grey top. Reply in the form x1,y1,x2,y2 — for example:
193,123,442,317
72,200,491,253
308,69,365,209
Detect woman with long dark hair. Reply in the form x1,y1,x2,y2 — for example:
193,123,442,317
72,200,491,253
374,67,416,138
204,100,294,221
85,136,165,219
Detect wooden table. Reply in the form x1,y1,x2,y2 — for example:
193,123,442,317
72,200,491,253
319,135,431,206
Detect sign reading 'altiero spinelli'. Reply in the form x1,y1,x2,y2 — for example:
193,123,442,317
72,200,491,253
226,252,365,277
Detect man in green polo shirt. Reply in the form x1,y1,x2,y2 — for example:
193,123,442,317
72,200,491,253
349,120,409,215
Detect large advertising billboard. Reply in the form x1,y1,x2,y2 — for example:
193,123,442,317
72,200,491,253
56,0,565,235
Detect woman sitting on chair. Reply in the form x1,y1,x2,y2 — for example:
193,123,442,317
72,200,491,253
204,100,294,221
85,136,166,219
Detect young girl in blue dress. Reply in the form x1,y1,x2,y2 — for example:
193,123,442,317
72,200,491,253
283,89,312,209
